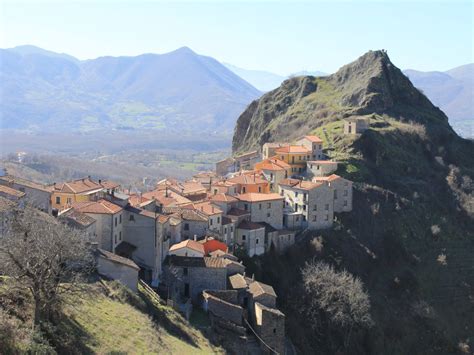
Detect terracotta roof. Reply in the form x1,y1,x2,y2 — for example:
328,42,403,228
128,194,152,207
99,180,120,190
314,174,343,182
209,193,238,203
200,238,228,254
143,189,192,206
279,178,323,190
72,199,122,214
237,220,265,230
59,208,96,228
255,158,291,171
227,174,268,185
193,202,223,216
237,192,284,202
209,249,238,261
0,175,53,192
95,248,140,270
249,280,277,298
157,179,207,196
56,177,103,194
169,239,205,254
307,160,338,165
0,185,26,198
300,135,323,143
227,207,250,216
211,180,237,187
275,145,311,154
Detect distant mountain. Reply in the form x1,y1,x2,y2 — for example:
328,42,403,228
223,63,286,92
0,46,261,133
224,63,327,92
404,64,473,137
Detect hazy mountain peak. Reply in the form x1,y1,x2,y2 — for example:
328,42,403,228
8,44,80,63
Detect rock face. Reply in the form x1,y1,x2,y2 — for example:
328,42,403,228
232,50,450,154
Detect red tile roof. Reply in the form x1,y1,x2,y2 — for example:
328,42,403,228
56,177,103,194
314,174,342,182
201,238,228,254
193,202,223,216
72,199,122,214
209,193,238,203
279,178,323,190
169,239,205,254
301,135,323,143
237,192,284,202
227,174,268,185
0,185,26,198
256,158,291,171
307,160,338,165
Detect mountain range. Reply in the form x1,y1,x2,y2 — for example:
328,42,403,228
0,45,261,133
233,50,474,353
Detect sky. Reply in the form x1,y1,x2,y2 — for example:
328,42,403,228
0,0,472,75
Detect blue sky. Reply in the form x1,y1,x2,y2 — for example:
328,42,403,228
1,0,472,74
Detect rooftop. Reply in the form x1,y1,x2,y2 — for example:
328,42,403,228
275,145,311,154
228,273,254,290
169,239,205,254
237,219,265,230
0,175,53,192
59,208,96,228
192,202,223,216
314,174,343,182
95,248,139,270
209,193,238,203
279,178,324,190
55,177,103,194
164,255,232,268
227,174,268,185
249,280,277,298
225,207,250,217
300,135,323,143
0,185,26,198
256,158,291,171
72,199,123,215
237,192,284,202
307,160,338,165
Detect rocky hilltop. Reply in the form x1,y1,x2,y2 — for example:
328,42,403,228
232,50,452,154
233,51,474,353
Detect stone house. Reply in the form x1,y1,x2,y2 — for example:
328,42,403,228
236,193,284,229
210,180,238,196
221,216,236,246
95,248,140,292
254,302,285,355
202,290,244,325
58,208,97,240
274,145,312,175
307,160,338,178
72,199,124,252
0,175,52,213
51,177,104,211
254,158,291,192
192,202,223,234
271,230,296,253
143,188,192,209
215,151,260,177
344,117,370,134
295,135,324,160
279,178,334,230
235,220,266,257
168,238,205,257
163,207,209,240
163,255,229,303
314,174,353,213
121,206,171,283
208,193,239,213
261,142,289,160
227,173,270,194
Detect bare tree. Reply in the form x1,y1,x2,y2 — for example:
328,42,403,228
302,260,373,348
0,205,95,328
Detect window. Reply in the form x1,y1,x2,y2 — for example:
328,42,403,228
224,227,227,234
281,155,284,160
230,226,234,232
184,283,190,297
217,217,220,223
129,215,135,221
296,216,299,222
244,204,248,211
119,231,122,241
303,205,306,211
267,212,270,218
295,192,298,198
325,214,329,221
183,268,188,276
259,203,262,210
66,197,71,204
184,223,189,231
334,190,338,199
344,190,348,196
270,173,273,180
292,157,295,163
295,204,298,212
304,193,307,201
307,155,310,160
313,204,317,211
55,196,61,204
114,234,117,243
317,165,320,170
270,183,273,190
319,145,322,149
299,156,302,161
214,189,218,194
280,189,284,196
119,214,122,223
267,202,271,209
256,238,259,244
312,215,317,221
115,217,117,227
242,235,246,241
242,187,246,193
210,219,213,226
325,204,329,211
344,200,348,207
303,215,306,221
258,186,262,193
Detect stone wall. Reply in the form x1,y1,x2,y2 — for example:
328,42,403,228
203,290,243,325
254,302,285,355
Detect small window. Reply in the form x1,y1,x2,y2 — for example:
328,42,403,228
259,203,262,210
217,217,220,223
258,186,262,193
230,226,234,232
242,235,246,241
56,196,61,204
129,215,135,221
244,204,248,211
119,214,122,223
295,192,298,198
114,234,117,243
224,227,227,233
242,187,246,193
299,156,302,161
325,204,329,211
325,214,329,221
312,215,317,221
303,215,306,221
313,204,317,211
256,238,259,244
184,223,189,231
303,205,306,211
115,217,117,227
119,231,122,241
270,173,273,180
210,219,213,226
344,200,348,206
344,190,348,196
267,212,270,218
67,197,72,204
317,165,320,170
183,267,188,276
267,202,271,209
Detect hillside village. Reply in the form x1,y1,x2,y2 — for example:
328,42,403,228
0,126,360,354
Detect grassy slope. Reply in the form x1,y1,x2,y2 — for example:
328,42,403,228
61,281,222,354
